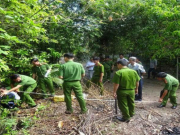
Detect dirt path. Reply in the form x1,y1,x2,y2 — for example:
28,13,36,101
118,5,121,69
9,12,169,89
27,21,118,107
18,78,180,135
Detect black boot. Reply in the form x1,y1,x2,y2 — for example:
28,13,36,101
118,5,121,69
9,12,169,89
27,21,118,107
157,104,165,108
117,117,130,123
171,105,177,109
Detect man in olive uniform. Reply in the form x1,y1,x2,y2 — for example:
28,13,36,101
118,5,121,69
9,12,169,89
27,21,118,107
31,58,55,98
59,53,87,114
113,60,140,122
1,74,37,108
87,57,104,95
156,72,179,109
102,56,114,82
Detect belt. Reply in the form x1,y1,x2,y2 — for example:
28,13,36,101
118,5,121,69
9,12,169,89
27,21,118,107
119,89,134,90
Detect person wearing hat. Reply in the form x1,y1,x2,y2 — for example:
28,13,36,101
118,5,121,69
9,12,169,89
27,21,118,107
113,60,140,122
1,74,37,108
128,57,146,101
87,57,104,95
102,56,114,82
31,58,55,98
156,72,179,109
59,53,87,114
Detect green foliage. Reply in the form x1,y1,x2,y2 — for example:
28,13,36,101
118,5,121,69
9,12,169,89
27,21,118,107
51,64,63,86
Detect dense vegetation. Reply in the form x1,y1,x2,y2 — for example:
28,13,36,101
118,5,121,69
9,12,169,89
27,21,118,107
1,0,180,134
1,0,180,81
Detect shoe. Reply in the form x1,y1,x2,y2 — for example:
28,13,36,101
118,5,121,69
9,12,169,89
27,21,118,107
65,110,73,114
157,104,165,108
171,105,177,109
135,99,142,101
81,109,88,114
117,117,130,123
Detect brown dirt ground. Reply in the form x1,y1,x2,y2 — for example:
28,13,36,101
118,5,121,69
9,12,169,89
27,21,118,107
16,77,180,135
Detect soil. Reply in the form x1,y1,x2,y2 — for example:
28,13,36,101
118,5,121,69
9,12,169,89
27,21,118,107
16,77,180,135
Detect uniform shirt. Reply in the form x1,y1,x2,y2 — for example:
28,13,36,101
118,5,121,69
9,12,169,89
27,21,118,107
128,63,146,76
117,58,129,63
164,74,179,91
32,64,50,78
59,60,85,81
92,63,104,78
18,75,36,86
102,60,113,70
86,61,95,71
113,67,140,90
150,59,157,68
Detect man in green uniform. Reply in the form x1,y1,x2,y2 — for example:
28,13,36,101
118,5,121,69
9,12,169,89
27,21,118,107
87,57,104,95
59,53,87,114
113,60,140,122
156,72,179,109
1,74,37,108
102,56,114,82
31,58,55,98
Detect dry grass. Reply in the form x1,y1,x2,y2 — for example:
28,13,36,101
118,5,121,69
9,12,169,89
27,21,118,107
15,79,180,135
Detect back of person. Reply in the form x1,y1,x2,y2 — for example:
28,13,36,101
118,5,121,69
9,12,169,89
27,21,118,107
18,75,36,86
116,68,139,90
62,61,83,81
166,74,179,86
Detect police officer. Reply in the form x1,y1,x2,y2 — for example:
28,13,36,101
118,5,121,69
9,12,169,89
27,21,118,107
113,60,140,122
59,53,87,114
31,58,55,98
1,74,37,108
156,72,179,109
87,57,104,95
102,56,114,82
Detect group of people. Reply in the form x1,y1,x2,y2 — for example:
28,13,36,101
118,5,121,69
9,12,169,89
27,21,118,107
0,53,179,123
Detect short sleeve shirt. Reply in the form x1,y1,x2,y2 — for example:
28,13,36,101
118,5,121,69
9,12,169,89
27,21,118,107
32,64,50,78
92,63,104,79
86,61,95,70
128,63,146,76
103,60,113,70
59,60,85,81
164,74,179,91
113,67,140,90
18,75,36,86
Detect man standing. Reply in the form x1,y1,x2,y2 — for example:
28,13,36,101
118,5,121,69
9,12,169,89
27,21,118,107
1,74,37,108
87,57,104,95
31,58,55,98
85,57,95,79
102,56,114,82
117,54,129,65
113,60,140,122
148,55,157,79
59,53,87,114
156,72,179,109
128,57,146,101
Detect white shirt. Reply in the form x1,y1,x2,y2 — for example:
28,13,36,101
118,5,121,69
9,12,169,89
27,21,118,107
117,57,129,63
8,92,20,100
86,61,95,71
150,59,157,68
128,63,146,75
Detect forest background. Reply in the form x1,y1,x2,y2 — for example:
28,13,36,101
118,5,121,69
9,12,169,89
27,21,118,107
1,0,180,83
